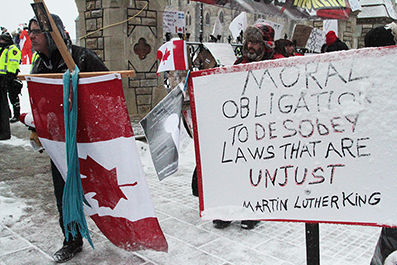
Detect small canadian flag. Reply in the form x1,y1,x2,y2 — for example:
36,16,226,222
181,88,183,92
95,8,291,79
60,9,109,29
156,39,189,75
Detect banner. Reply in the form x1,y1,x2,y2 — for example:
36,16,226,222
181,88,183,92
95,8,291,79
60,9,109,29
189,46,397,227
193,0,352,20
26,74,168,252
140,84,184,181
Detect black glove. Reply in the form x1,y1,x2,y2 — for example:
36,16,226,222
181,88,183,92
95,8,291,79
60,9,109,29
5,72,17,83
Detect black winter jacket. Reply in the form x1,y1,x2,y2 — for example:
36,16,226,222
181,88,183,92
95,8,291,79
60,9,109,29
31,45,108,74
325,39,349,53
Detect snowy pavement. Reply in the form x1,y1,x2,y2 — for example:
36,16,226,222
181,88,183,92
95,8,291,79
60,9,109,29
0,65,382,264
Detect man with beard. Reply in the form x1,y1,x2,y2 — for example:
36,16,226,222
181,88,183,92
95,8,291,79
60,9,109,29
212,23,276,230
234,23,275,64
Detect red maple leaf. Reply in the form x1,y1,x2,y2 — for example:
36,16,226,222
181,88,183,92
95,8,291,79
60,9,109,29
79,156,137,209
162,48,171,64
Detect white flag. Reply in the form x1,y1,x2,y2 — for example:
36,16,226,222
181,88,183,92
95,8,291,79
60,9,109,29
229,12,247,40
212,18,223,37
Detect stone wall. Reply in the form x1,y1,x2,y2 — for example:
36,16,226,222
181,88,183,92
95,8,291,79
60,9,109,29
75,0,167,119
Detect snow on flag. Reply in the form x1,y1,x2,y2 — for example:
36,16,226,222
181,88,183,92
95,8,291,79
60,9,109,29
156,39,188,75
26,74,168,252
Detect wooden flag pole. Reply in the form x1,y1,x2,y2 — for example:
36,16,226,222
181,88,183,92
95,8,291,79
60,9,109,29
26,0,135,80
33,0,76,71
18,70,136,80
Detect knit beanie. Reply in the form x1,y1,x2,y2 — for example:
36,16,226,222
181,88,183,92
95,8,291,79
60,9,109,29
326,31,338,46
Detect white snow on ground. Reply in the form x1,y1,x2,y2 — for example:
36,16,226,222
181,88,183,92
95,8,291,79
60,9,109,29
0,183,26,226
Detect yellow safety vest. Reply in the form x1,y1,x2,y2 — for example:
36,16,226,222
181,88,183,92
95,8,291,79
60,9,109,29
30,52,39,73
0,44,21,75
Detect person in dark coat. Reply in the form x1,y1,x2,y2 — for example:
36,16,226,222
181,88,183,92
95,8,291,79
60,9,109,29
365,23,397,48
323,30,349,52
28,14,108,263
366,22,397,265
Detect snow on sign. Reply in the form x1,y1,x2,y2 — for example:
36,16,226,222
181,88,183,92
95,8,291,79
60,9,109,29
163,10,185,34
189,46,397,227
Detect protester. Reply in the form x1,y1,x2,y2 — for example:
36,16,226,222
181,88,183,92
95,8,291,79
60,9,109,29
0,33,22,124
28,13,108,263
366,22,397,265
273,38,301,58
212,23,277,230
365,22,397,48
20,24,32,64
323,30,349,52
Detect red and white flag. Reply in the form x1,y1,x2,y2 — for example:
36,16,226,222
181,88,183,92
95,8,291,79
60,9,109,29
156,39,188,75
26,74,168,252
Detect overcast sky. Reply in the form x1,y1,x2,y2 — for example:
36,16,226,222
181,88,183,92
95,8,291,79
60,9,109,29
0,0,78,40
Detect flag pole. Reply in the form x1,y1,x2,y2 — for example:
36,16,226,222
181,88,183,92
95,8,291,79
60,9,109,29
18,70,136,80
29,0,135,79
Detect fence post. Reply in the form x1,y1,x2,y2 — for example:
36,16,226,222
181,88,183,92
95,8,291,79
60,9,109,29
306,223,320,265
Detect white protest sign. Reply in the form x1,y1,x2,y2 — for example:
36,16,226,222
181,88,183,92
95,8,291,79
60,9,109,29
189,46,397,227
163,10,185,34
307,28,326,53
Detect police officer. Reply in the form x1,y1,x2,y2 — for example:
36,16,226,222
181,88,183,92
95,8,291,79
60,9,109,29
0,34,22,123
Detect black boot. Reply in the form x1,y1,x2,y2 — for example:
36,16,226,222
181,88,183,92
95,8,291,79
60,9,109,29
9,106,20,123
241,220,260,230
213,219,232,229
53,234,83,263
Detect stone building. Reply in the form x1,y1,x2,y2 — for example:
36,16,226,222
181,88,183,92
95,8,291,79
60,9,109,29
165,0,297,43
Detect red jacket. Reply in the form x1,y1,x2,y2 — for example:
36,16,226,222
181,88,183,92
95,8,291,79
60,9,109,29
19,30,31,51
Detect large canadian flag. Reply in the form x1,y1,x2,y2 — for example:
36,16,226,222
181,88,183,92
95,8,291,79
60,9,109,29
26,74,168,252
156,39,189,74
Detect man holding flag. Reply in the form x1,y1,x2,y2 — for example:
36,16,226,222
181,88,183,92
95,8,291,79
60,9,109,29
28,14,108,263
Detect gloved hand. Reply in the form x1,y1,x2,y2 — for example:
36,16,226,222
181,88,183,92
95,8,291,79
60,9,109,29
30,131,44,153
4,72,17,90
6,72,17,82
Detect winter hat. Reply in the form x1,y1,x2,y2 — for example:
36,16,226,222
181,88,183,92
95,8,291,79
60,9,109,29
244,23,275,48
0,34,13,46
326,31,338,46
365,23,397,47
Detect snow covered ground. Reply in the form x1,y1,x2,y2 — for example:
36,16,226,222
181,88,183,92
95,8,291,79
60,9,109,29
0,64,382,264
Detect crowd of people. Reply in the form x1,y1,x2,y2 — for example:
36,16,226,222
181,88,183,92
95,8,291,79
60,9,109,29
2,13,397,264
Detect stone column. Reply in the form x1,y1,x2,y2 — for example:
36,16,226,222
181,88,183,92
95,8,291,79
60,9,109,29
75,0,167,119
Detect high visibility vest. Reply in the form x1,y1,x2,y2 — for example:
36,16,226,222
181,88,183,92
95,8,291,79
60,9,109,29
0,44,21,75
30,52,39,73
